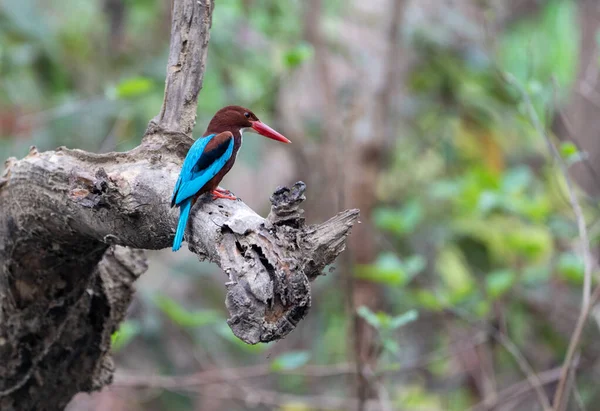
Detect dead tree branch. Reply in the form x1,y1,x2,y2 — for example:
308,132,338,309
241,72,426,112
0,1,358,410
147,0,213,137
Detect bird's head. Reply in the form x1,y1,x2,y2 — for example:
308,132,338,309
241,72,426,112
207,105,291,143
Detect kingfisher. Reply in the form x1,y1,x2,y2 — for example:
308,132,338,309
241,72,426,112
171,105,291,251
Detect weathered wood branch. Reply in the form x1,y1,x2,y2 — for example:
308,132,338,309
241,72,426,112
147,0,214,136
0,143,357,408
0,0,359,410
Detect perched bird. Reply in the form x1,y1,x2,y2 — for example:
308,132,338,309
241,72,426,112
171,105,291,251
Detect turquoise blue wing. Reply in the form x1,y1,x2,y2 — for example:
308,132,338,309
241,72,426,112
171,132,234,206
171,134,214,206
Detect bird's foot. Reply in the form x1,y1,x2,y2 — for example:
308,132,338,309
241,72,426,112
215,186,233,195
211,189,237,201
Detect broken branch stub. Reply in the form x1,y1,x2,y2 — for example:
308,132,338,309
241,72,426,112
186,181,359,344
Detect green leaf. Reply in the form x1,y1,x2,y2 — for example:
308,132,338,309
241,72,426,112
357,306,381,329
111,76,154,99
389,309,419,329
560,141,578,159
111,320,141,352
559,141,587,165
358,307,417,331
436,246,475,300
373,200,423,237
354,253,424,286
505,226,553,261
454,217,553,264
415,290,446,311
485,269,516,298
154,295,221,328
282,43,313,68
355,255,407,286
557,252,584,285
382,339,400,354
270,351,311,371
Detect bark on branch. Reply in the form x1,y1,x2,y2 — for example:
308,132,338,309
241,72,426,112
0,1,358,410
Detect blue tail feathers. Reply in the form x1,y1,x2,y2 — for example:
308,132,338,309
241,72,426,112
172,198,192,251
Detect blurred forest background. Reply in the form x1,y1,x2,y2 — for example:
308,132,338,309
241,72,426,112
2,0,600,410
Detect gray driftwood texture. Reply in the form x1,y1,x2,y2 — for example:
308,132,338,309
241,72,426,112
0,1,359,410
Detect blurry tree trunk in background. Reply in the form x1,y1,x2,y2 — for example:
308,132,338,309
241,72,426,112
303,0,341,216
103,0,126,55
553,0,600,197
299,0,409,407
348,1,407,406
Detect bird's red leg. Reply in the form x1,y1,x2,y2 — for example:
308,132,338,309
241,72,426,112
214,186,232,195
211,190,237,200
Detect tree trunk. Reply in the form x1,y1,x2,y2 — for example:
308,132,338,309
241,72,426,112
553,0,600,197
0,1,358,410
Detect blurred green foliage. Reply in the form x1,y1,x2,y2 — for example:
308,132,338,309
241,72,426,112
371,0,584,312
0,0,311,157
359,1,594,407
357,307,418,355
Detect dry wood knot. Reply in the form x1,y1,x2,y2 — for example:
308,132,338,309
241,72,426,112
69,168,112,210
267,181,306,227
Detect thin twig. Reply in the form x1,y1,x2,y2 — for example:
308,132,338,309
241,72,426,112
375,0,406,147
503,73,594,411
570,353,586,411
114,380,380,410
449,307,552,411
303,0,363,407
115,364,351,389
469,366,567,411
477,341,498,406
114,332,491,392
352,2,408,408
552,76,600,232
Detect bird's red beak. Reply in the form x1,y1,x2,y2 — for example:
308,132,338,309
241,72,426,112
251,121,291,143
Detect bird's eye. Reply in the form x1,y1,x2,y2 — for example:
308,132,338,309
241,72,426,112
244,112,250,118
